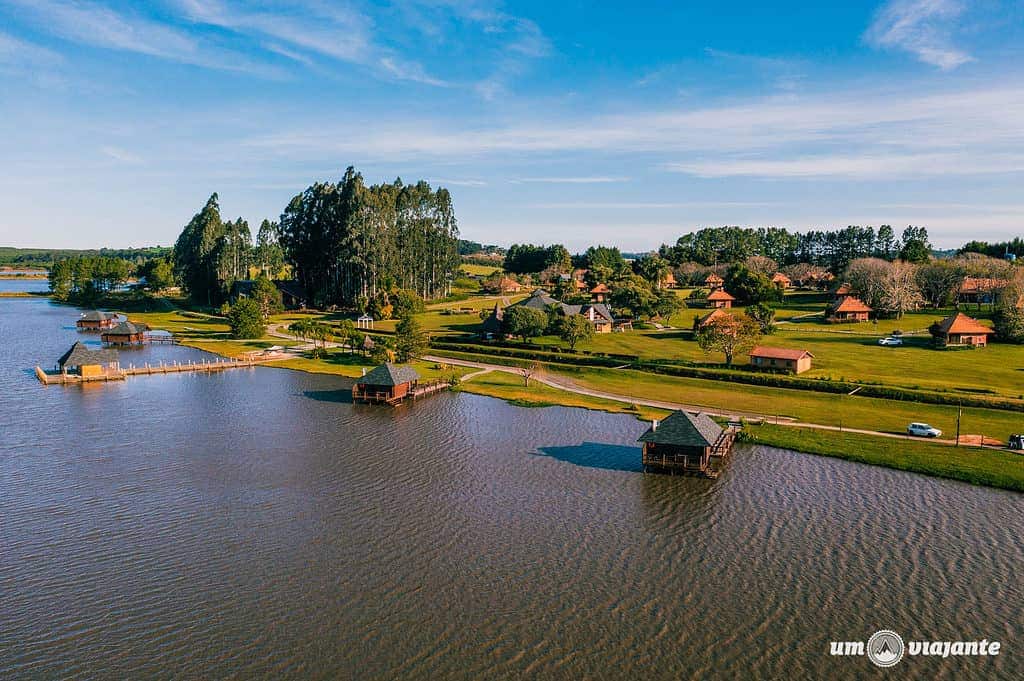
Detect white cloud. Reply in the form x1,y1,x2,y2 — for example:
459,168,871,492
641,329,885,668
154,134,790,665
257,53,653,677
242,81,1024,182
864,0,974,70
5,0,282,77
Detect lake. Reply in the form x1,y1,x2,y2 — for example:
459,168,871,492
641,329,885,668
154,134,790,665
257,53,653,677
1,295,1020,679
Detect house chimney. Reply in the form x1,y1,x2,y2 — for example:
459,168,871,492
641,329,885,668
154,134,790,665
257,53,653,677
652,419,658,431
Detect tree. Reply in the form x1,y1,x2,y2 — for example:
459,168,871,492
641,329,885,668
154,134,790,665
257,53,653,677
139,257,175,291
227,297,265,339
899,226,931,263
609,275,658,318
174,194,227,306
250,277,284,319
695,315,761,366
504,306,548,342
519,361,542,387
307,321,332,358
635,254,671,288
745,303,776,334
875,225,897,260
254,219,284,278
394,313,428,361
844,258,893,309
723,263,780,304
391,288,425,318
916,260,964,308
993,304,1024,343
879,261,923,319
370,337,395,363
744,255,778,278
558,314,594,351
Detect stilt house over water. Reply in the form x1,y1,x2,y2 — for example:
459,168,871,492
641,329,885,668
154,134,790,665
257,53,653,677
353,363,421,404
76,311,118,331
101,321,148,345
639,410,734,477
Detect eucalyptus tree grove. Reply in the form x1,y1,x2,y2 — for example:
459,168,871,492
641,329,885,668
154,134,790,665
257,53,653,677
279,167,459,308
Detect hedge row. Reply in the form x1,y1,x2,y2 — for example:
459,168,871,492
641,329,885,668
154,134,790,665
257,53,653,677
428,340,1024,413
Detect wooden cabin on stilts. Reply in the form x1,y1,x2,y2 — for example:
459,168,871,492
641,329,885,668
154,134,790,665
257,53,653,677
638,410,736,478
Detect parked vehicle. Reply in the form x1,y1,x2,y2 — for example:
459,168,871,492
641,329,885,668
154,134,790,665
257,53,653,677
1009,434,1024,451
878,336,903,346
907,423,942,438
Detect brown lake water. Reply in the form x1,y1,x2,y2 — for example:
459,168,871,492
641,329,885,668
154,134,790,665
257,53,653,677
1,295,1021,679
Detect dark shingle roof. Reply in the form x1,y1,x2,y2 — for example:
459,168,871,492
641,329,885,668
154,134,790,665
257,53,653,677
103,321,147,336
637,410,722,448
79,310,118,322
58,341,119,368
514,289,560,310
359,363,420,386
481,304,504,334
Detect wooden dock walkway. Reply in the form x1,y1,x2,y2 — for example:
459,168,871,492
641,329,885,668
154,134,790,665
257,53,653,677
35,357,276,385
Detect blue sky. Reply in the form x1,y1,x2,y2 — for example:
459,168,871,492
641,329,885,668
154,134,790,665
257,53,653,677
1,0,1023,251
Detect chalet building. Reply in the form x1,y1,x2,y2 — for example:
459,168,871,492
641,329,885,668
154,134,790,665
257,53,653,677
480,302,504,338
693,308,733,331
749,346,814,374
706,289,736,309
76,311,118,331
931,312,994,348
833,282,854,300
498,277,523,294
662,271,678,289
704,272,724,289
101,321,148,345
589,283,611,303
638,410,733,477
771,272,791,289
353,363,421,404
57,342,120,377
576,304,614,333
830,296,872,322
505,289,617,333
958,277,1009,307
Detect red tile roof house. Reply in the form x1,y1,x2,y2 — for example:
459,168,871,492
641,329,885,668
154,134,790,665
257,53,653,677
706,289,736,309
704,272,724,289
930,312,995,348
748,346,814,374
693,308,733,331
957,277,1010,308
829,296,872,322
589,283,611,302
771,272,791,289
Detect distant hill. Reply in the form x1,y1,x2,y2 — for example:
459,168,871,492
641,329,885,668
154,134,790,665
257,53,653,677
0,246,171,268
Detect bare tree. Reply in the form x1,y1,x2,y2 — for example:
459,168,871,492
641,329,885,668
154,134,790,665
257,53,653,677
916,260,964,308
844,258,893,309
880,261,924,319
519,361,542,387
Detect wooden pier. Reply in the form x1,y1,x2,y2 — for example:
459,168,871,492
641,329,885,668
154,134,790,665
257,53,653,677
35,357,275,385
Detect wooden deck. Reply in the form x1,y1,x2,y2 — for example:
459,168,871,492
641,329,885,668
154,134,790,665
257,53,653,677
35,357,276,385
352,379,450,406
642,426,739,479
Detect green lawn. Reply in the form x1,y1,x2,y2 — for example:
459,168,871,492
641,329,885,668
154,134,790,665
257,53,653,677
743,424,1024,492
556,366,1024,442
459,263,502,276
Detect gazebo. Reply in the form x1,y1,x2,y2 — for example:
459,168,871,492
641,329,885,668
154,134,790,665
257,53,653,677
57,341,120,377
357,314,374,330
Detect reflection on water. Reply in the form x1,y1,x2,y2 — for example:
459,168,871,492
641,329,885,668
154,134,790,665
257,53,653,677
1,296,1021,679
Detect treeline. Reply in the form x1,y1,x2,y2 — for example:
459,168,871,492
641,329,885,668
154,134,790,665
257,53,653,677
658,225,930,272
959,238,1024,259
173,194,284,306
48,256,131,305
279,167,459,309
0,246,170,268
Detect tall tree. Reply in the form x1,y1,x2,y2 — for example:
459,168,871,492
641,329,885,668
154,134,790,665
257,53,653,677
394,313,428,361
695,315,762,366
255,219,284,278
174,194,227,306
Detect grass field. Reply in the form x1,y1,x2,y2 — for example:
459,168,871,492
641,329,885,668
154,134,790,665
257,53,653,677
459,263,502,276
742,424,1024,492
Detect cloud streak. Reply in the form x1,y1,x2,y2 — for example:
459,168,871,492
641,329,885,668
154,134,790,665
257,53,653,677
864,0,973,69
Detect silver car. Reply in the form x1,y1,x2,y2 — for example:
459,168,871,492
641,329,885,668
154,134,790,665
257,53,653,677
907,422,941,438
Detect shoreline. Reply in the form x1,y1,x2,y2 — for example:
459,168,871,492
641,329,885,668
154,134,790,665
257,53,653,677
173,335,1024,493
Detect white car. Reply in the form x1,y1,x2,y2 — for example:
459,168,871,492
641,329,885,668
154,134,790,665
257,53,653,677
907,423,942,438
878,336,903,346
